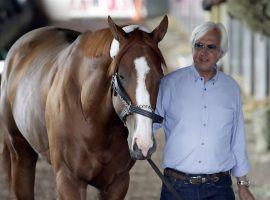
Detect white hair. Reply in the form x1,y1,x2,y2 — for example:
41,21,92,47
190,22,228,56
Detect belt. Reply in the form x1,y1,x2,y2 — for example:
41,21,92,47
164,168,230,185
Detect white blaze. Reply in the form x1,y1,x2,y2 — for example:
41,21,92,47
110,25,150,58
0,60,4,74
133,57,153,157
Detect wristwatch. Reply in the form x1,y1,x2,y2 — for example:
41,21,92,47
237,180,250,187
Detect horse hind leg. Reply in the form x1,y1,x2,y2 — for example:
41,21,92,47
3,127,38,200
2,135,12,198
1,92,38,199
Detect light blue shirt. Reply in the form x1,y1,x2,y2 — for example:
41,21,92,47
154,65,250,177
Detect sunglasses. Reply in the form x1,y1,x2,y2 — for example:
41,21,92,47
194,42,219,52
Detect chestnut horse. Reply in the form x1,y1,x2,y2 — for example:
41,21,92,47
0,16,168,199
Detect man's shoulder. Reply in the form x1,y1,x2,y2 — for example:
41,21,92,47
162,66,192,84
219,71,240,90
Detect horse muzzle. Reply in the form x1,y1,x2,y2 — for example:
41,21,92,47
130,138,156,160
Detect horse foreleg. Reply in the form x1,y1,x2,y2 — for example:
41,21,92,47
100,172,130,200
9,134,38,200
54,166,87,200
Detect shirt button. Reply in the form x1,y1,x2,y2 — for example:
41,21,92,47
203,123,206,127
200,78,203,81
204,105,207,109
201,142,204,146
204,88,207,91
198,161,202,163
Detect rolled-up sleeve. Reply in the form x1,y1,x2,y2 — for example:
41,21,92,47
153,79,169,134
231,88,250,177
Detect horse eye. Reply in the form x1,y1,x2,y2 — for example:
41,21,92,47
119,75,125,79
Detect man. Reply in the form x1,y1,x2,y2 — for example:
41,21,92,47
154,22,255,200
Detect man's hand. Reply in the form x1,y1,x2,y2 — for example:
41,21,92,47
238,186,255,200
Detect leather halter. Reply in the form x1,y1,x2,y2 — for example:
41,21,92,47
110,73,163,124
111,74,180,199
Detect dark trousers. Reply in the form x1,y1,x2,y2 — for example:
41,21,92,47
160,173,235,200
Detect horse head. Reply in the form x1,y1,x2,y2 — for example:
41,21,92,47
108,16,168,160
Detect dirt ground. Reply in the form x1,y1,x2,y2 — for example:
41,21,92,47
1,123,270,200
0,132,165,200
0,16,270,199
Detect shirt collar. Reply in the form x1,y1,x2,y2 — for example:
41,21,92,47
192,64,219,84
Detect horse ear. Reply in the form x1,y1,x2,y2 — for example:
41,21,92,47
108,16,127,42
151,15,168,43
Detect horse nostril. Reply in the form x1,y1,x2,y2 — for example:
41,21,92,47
130,142,144,160
147,140,156,158
133,140,139,151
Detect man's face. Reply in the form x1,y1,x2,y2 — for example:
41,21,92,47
193,28,222,73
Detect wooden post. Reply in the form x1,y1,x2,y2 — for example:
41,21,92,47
267,39,270,96
254,33,268,100
230,19,242,78
242,26,253,96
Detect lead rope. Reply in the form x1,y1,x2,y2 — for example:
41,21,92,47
147,158,182,200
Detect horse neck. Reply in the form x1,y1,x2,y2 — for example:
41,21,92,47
78,29,113,58
68,59,115,126
62,29,122,125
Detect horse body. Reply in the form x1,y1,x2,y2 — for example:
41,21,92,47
0,17,168,199
4,27,70,155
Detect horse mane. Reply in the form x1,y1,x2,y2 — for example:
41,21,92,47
107,28,167,77
78,28,114,59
